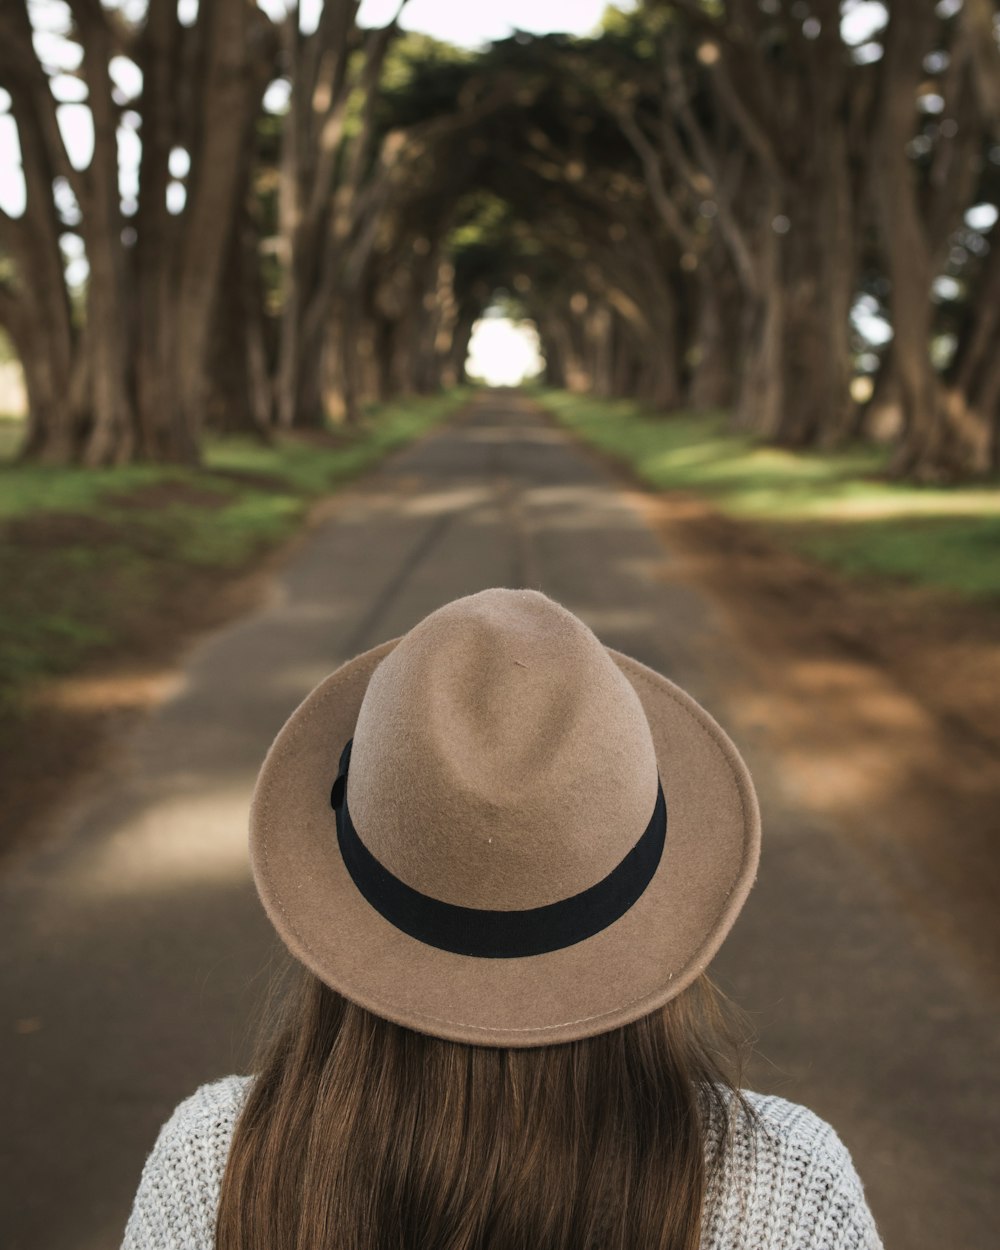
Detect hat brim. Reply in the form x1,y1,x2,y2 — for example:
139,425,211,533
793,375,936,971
249,638,760,1047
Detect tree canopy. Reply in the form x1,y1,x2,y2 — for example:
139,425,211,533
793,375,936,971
1,0,998,479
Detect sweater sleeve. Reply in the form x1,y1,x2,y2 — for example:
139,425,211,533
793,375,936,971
748,1095,885,1250
120,1075,252,1250
807,1123,884,1250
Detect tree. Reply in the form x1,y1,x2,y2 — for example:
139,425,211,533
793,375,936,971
273,0,405,428
0,0,277,464
872,2,970,476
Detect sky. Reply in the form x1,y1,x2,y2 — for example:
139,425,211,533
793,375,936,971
355,0,632,48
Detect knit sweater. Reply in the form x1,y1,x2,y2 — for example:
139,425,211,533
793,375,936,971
121,1076,884,1249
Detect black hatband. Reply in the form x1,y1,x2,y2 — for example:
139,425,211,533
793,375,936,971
330,737,667,959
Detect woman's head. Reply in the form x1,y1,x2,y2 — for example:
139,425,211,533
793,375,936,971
217,964,756,1250
249,590,761,1047
228,590,762,1246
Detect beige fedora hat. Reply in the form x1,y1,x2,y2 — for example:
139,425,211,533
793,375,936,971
249,588,760,1048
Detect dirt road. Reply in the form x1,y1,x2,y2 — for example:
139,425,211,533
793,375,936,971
2,393,997,1248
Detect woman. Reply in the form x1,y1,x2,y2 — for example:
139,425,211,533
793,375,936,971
123,588,883,1249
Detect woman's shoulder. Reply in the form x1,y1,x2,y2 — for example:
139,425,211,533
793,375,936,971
121,1075,253,1250
737,1088,860,1157
139,1074,253,1177
157,1074,254,1141
701,1087,884,1249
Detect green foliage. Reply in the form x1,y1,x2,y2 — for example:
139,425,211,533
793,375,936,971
537,390,1000,601
0,390,471,715
449,192,514,250
597,0,673,56
381,30,474,92
378,31,477,129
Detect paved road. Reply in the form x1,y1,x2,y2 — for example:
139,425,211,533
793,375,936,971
2,393,997,1249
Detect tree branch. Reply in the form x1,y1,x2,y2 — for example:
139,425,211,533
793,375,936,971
0,0,87,205
0,204,23,254
613,104,698,250
962,0,1000,133
0,281,23,335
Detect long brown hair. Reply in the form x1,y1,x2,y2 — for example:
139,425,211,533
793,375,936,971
217,963,757,1250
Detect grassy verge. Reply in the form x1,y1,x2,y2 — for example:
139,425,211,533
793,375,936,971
0,389,471,717
534,389,1000,602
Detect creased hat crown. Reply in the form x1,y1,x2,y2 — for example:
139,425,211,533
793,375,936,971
347,589,659,910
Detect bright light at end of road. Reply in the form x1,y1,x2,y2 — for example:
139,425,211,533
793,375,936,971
466,316,543,386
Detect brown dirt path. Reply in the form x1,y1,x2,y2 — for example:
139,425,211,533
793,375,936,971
631,489,1000,996
543,404,1000,994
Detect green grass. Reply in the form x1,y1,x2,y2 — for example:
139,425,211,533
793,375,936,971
0,391,471,518
0,389,471,715
535,389,1000,601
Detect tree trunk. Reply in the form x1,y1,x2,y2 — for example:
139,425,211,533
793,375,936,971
204,215,272,438
687,252,738,411
172,0,271,455
323,299,364,426
947,226,1000,473
775,164,856,447
874,2,981,479
274,10,399,428
0,1,83,460
862,346,905,445
772,12,859,448
5,0,275,464
372,316,397,401
77,4,137,467
731,185,784,435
